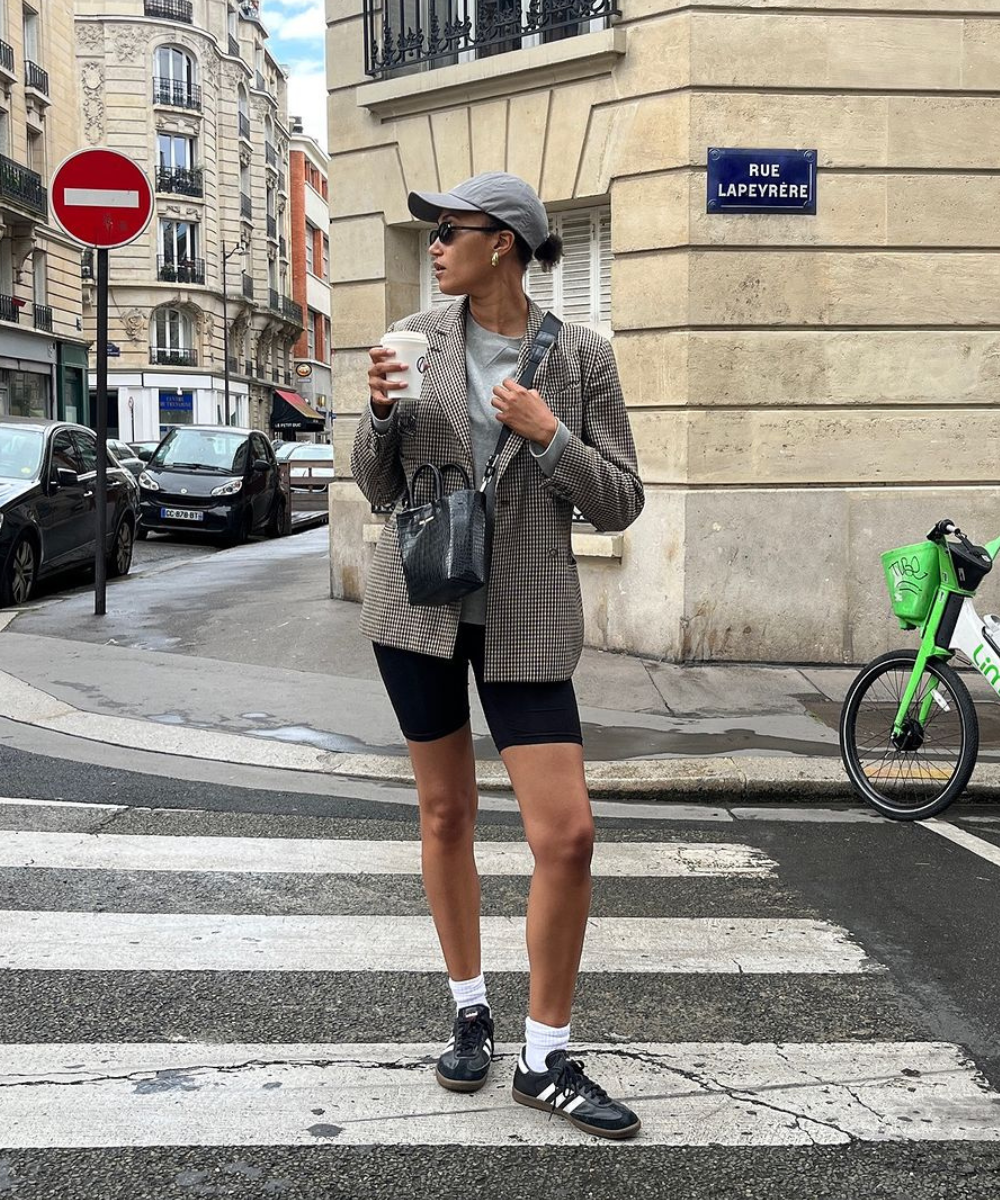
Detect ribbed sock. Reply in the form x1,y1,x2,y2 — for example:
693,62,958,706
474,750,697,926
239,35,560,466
449,973,489,1014
524,1016,571,1073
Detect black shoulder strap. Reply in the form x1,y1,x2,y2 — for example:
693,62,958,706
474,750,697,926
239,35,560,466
479,311,563,493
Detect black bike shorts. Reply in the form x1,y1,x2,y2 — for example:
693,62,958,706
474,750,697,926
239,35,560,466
372,623,583,753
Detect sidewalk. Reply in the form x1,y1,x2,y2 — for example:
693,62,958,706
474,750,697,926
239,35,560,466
1,527,998,799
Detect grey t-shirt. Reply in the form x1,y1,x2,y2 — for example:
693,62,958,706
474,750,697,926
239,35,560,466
370,311,571,626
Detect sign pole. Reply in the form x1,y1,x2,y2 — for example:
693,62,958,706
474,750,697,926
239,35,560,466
94,247,109,617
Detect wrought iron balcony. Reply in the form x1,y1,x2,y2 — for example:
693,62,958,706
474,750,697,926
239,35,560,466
0,152,47,219
242,272,254,299
0,38,14,76
0,294,20,324
268,287,280,312
33,303,52,331
156,165,203,197
364,0,618,74
25,60,48,94
81,250,94,280
281,296,303,325
158,256,206,285
151,347,197,367
266,214,277,240
265,143,278,170
144,0,193,22
153,77,202,110
240,192,253,219
239,112,250,140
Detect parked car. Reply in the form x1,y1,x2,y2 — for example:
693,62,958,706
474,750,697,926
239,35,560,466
274,442,335,491
129,441,162,464
137,425,285,545
107,438,144,479
0,417,140,606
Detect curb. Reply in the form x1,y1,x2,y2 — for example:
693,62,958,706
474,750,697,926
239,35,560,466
3,667,1000,801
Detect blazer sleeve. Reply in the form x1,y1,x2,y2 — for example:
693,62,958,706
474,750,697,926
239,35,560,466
540,336,644,533
350,322,407,509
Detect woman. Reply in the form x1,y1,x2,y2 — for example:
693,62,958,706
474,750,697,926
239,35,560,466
352,171,644,1140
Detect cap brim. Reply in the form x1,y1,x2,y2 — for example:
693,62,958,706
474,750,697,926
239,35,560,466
407,190,484,224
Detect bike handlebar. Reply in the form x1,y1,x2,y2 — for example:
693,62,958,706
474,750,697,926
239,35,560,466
927,518,958,543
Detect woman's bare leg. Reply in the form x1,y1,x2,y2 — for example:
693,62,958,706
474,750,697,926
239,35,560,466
500,742,594,1027
407,722,482,982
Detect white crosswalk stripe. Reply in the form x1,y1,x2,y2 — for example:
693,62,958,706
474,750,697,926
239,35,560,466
1,814,998,1155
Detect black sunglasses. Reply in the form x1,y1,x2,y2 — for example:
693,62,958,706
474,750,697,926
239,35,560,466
428,221,503,246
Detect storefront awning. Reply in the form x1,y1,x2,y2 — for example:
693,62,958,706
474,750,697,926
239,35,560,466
271,389,325,432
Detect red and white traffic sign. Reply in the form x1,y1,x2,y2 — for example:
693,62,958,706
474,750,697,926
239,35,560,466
51,149,154,249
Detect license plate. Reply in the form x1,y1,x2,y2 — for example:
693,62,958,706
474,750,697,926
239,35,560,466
161,507,204,522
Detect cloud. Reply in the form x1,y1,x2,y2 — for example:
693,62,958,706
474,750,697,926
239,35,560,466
264,0,324,40
285,63,328,148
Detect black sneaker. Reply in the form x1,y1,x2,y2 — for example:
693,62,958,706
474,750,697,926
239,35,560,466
435,1004,495,1093
512,1047,641,1140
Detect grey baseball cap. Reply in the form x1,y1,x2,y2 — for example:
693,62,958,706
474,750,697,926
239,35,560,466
408,172,550,253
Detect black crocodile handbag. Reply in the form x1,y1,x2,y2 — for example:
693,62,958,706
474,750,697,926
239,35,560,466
397,311,562,607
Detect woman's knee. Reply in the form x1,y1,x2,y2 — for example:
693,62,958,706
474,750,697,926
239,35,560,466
418,785,478,846
530,818,595,873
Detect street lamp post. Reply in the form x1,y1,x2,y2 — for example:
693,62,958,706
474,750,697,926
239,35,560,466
221,241,245,426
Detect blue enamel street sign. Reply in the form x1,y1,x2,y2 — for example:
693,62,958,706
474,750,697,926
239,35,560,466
707,148,817,215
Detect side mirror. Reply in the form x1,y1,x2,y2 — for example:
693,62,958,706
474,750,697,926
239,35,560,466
136,447,154,462
252,458,270,472
55,468,79,488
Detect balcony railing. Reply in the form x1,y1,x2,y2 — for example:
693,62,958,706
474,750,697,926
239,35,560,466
153,77,202,110
266,214,277,240
24,60,48,94
228,33,240,56
242,272,254,299
265,143,278,169
144,0,193,21
244,359,253,376
281,296,303,325
158,256,206,285
240,192,252,219
33,303,52,331
0,152,47,219
151,347,197,367
156,165,203,197
81,250,94,279
268,287,280,312
364,0,618,74
239,112,250,140
0,294,19,324
0,39,14,76
227,355,239,374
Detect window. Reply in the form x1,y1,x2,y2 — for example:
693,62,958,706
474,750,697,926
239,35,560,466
155,45,195,87
321,234,329,277
50,430,83,479
159,219,198,262
0,237,12,294
0,109,8,157
32,250,45,305
420,206,612,335
22,6,38,61
305,224,314,274
158,389,194,432
153,307,193,351
71,431,98,475
307,310,316,358
26,127,42,174
158,133,194,169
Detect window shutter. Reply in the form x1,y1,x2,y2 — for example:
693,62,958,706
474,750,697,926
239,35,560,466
558,211,594,325
525,256,555,311
598,208,612,325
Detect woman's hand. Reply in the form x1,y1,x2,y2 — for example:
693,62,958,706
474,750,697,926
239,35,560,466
367,347,409,419
491,379,558,447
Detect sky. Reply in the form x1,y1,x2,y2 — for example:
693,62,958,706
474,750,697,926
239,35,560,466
259,0,328,149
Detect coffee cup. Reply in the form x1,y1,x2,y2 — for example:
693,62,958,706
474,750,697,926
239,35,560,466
380,330,429,400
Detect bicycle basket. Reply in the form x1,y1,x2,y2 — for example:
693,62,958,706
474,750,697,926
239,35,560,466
881,541,940,626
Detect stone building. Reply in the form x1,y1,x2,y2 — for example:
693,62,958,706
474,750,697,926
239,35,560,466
0,0,89,422
326,0,1000,665
281,116,333,441
74,0,302,442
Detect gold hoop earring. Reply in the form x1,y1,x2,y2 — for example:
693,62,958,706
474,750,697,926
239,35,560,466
491,251,500,268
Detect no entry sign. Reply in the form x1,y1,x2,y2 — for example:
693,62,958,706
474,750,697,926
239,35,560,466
51,149,153,248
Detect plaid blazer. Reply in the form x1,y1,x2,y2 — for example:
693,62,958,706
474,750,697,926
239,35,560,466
351,295,644,683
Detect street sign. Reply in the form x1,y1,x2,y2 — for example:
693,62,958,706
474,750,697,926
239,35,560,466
707,148,817,215
50,149,154,249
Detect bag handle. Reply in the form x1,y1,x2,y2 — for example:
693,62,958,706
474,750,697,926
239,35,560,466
405,462,444,507
479,311,563,494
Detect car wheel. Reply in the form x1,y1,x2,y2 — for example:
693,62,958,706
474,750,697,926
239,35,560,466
107,517,135,579
1,535,37,607
266,493,287,538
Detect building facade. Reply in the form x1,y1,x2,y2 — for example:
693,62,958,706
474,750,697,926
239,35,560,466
325,0,1000,665
284,117,332,441
0,0,89,423
74,0,302,443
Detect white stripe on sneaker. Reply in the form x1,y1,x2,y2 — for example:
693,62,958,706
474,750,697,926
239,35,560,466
563,1096,587,1115
538,1083,557,1102
3,1041,998,1148
0,913,874,973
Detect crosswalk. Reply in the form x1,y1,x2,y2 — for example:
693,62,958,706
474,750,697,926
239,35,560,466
1,802,999,1164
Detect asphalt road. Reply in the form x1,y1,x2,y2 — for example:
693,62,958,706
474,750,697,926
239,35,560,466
2,738,1000,1198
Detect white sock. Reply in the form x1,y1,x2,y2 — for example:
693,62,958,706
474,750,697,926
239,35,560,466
524,1016,571,1073
449,973,489,1014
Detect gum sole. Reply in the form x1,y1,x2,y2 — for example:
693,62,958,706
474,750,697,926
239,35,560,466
435,1067,489,1093
512,1087,642,1140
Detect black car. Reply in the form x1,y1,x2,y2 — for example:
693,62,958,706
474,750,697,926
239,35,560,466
137,425,285,545
0,417,140,606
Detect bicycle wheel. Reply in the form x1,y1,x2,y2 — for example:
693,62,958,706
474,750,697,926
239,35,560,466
839,650,978,820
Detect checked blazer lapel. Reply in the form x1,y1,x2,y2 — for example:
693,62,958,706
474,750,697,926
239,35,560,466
428,298,474,465
494,299,551,485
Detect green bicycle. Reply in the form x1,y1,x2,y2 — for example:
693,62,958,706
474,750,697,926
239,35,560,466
840,519,1000,821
